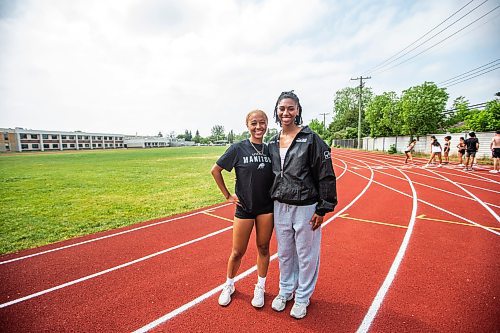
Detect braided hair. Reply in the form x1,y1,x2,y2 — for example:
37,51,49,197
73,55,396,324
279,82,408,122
273,90,303,126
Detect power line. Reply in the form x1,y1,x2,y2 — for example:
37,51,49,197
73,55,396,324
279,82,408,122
444,102,488,114
441,66,500,88
438,59,500,84
363,0,479,76
376,4,500,75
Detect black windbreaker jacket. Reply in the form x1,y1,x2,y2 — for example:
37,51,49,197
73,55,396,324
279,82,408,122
268,126,338,216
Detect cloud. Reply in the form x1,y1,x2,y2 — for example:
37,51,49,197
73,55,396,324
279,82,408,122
0,0,499,136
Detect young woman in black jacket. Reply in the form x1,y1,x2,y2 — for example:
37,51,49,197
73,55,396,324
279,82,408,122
267,91,337,319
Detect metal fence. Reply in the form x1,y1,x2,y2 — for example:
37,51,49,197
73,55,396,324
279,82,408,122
331,139,362,149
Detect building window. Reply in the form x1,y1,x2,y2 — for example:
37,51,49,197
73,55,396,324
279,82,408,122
21,144,29,150
3,133,8,140
42,134,49,139
70,144,75,148
20,134,28,139
62,144,67,148
51,135,58,139
69,136,75,140
44,144,50,149
85,144,90,148
32,144,39,149
61,135,67,140
52,144,59,149
30,134,38,139
84,136,89,140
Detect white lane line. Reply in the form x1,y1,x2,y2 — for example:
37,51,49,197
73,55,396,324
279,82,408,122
0,226,233,309
345,151,500,185
333,157,349,180
0,159,352,309
336,162,500,236
133,253,277,333
334,152,500,205
133,159,375,332
335,162,500,210
354,156,418,333
0,203,233,265
423,169,500,224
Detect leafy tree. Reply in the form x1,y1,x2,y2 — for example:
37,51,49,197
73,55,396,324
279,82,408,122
443,96,470,132
332,127,358,139
227,130,235,143
309,118,331,143
184,130,192,141
329,86,373,138
465,99,500,131
211,125,225,141
234,131,250,142
365,91,401,137
193,130,201,144
264,128,278,142
400,81,448,137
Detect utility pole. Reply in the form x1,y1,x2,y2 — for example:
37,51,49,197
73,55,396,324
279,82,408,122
319,113,328,132
351,76,371,149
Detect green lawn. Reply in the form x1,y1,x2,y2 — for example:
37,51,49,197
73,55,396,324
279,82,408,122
0,147,233,254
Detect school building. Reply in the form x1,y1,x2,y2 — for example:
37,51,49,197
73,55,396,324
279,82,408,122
0,128,126,152
0,128,196,152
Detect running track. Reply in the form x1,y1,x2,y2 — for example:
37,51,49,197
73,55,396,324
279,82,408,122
1,149,499,332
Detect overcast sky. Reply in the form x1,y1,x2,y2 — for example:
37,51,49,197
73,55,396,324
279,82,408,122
1,0,499,137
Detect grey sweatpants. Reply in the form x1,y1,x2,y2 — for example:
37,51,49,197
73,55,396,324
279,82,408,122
274,201,321,304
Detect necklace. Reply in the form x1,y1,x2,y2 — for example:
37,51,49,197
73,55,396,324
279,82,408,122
249,140,264,155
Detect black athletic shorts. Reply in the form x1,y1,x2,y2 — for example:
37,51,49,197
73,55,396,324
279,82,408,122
235,203,273,219
493,148,500,158
466,150,476,157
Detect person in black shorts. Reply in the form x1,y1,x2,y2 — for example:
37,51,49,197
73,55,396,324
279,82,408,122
211,109,274,308
443,135,451,164
490,130,500,174
464,132,479,171
404,139,417,164
457,137,466,166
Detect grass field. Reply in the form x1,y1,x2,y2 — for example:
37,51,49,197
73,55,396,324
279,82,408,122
0,147,231,254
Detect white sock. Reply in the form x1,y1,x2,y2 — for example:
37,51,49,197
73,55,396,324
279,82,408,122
257,275,266,288
226,277,234,286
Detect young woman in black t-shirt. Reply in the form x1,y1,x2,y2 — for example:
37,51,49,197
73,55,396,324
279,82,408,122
211,110,274,308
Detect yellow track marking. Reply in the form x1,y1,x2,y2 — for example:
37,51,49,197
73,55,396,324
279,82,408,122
417,214,500,231
338,214,408,229
203,212,234,223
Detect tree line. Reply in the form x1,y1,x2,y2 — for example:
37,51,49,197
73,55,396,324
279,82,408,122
310,81,499,145
164,81,499,145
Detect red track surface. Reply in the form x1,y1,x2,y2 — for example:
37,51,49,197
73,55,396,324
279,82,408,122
1,149,499,332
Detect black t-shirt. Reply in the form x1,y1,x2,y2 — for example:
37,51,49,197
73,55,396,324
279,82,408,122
465,137,479,152
216,139,274,213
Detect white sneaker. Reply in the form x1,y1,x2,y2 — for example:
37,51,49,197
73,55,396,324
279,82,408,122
437,164,442,168
290,300,310,319
489,170,498,174
271,293,293,312
423,164,429,168
458,164,464,167
251,284,265,308
218,284,235,306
